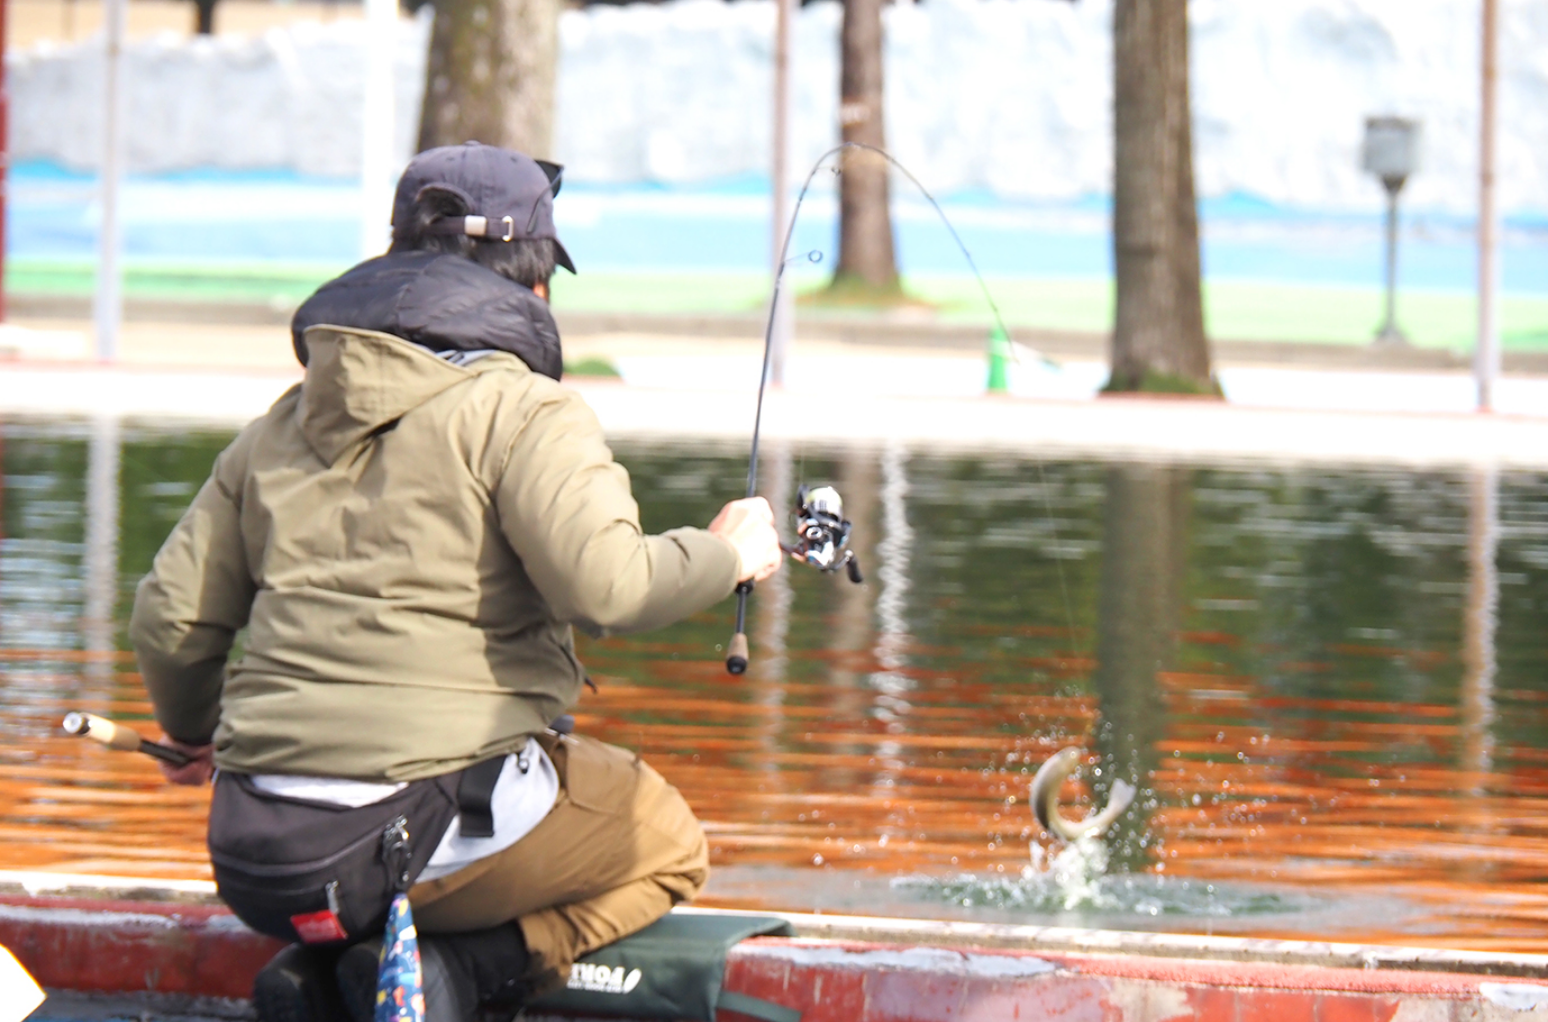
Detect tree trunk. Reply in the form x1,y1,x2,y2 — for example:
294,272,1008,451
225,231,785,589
417,0,562,158
1110,0,1213,393
833,0,899,293
193,0,216,35
1092,463,1189,870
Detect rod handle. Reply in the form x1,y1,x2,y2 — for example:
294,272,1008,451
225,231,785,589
137,739,194,767
62,711,139,752
725,632,749,675
62,712,194,767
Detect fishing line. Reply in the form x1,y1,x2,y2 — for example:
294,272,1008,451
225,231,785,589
725,141,1076,675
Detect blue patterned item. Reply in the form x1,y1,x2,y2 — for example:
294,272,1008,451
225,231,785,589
375,893,425,1022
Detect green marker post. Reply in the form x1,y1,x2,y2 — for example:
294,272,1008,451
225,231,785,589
986,324,1011,394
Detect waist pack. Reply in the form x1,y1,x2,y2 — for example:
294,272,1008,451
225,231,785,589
208,756,506,946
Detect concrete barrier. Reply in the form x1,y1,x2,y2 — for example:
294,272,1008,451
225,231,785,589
5,872,1548,1020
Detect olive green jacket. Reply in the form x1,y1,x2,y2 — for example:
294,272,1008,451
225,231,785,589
131,327,740,780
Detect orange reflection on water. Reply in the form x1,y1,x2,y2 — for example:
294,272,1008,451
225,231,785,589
0,643,1546,954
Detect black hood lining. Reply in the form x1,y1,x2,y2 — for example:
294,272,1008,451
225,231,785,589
291,252,564,380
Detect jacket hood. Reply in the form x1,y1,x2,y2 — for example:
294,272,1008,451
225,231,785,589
290,251,562,380
297,327,507,465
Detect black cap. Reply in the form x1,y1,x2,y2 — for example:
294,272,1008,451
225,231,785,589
391,141,576,273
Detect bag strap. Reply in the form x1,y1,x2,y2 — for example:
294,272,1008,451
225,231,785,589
456,755,506,839
718,990,801,1022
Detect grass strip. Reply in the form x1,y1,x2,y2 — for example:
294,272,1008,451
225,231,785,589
11,261,1548,352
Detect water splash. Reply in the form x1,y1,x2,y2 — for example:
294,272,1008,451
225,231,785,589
891,838,1301,919
1026,836,1113,911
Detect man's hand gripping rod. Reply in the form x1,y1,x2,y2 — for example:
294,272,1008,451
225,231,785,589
726,485,864,675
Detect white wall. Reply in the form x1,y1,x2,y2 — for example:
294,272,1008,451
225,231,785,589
9,12,431,177
11,0,1548,214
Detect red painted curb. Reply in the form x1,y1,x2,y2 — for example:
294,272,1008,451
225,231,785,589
0,894,281,1000
723,941,1548,1022
4,894,1547,1020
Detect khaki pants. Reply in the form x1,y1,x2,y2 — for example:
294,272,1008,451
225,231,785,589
406,735,709,987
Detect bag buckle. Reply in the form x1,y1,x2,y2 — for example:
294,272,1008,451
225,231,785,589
382,815,413,892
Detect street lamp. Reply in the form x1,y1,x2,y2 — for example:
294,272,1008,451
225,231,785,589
1362,116,1421,347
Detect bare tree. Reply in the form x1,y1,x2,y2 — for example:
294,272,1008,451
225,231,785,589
830,0,900,298
417,0,562,157
1109,0,1215,393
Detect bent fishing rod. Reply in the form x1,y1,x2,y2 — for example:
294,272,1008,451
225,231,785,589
725,142,1050,676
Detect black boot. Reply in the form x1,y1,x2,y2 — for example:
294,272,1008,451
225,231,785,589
433,922,533,1012
252,944,348,1022
336,937,476,1022
336,924,533,1022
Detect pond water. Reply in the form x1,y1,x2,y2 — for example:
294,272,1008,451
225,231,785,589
3,418,1547,953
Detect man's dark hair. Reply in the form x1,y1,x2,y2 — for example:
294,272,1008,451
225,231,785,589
390,186,557,290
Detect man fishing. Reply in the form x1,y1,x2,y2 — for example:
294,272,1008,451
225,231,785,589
130,141,784,1022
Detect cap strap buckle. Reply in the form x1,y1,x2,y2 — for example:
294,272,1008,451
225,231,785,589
458,214,514,242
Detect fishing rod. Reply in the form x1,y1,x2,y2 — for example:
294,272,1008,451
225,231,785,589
61,711,194,767
724,142,1053,676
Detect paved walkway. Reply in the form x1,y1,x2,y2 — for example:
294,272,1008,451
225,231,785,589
0,318,1544,469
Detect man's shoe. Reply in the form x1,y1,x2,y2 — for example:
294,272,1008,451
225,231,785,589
252,944,347,1022
432,923,533,1012
335,939,383,1022
336,938,476,1022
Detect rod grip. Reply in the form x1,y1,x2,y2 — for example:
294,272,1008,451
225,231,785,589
63,712,194,766
63,711,141,752
137,738,194,767
725,632,749,675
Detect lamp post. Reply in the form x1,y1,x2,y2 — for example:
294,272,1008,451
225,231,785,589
1361,116,1420,348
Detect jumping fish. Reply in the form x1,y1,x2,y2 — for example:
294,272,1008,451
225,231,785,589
1030,747,1136,842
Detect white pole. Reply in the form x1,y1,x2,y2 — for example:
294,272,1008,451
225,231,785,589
93,0,126,362
768,0,795,389
359,0,397,260
1476,0,1500,412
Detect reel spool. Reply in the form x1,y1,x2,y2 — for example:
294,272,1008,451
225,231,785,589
789,485,863,584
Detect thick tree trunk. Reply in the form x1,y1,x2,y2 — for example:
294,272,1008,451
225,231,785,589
193,0,216,35
1092,463,1189,870
1110,0,1213,393
833,0,898,292
418,0,561,158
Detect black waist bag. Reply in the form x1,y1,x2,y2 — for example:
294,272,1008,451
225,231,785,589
208,766,479,946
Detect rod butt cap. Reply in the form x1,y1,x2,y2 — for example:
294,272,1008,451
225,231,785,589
725,633,749,675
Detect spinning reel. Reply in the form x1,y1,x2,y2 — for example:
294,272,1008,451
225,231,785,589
727,483,864,676
786,485,863,584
